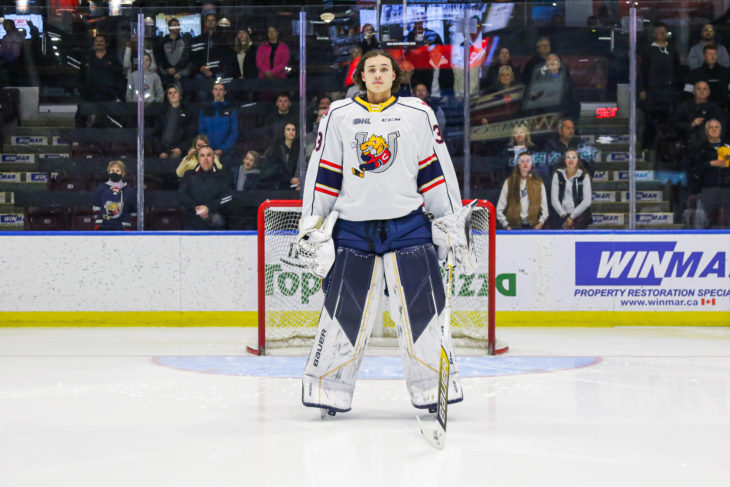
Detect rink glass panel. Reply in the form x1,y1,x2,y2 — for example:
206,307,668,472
4,3,725,233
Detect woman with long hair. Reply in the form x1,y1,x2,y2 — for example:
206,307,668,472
228,28,257,79
298,49,468,416
496,151,548,229
550,148,593,229
260,122,300,190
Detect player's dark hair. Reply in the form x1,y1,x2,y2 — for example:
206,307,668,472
352,50,408,95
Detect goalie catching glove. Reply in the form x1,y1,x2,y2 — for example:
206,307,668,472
431,201,477,276
296,211,339,278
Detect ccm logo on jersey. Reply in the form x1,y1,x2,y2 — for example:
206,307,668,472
351,131,400,178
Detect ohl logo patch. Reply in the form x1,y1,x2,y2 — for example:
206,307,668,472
351,131,400,178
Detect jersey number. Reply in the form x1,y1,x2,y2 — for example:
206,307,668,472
433,124,444,144
315,131,323,151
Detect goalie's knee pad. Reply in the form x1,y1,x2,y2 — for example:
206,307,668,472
302,247,384,412
383,244,463,409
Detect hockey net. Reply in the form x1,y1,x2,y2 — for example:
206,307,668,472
247,199,508,356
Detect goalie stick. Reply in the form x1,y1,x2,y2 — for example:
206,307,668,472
417,249,455,449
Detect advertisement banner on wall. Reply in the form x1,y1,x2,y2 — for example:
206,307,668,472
495,233,730,314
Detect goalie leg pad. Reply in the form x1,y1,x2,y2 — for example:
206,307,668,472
302,248,384,412
383,244,463,409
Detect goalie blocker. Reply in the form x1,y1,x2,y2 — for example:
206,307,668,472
301,209,463,413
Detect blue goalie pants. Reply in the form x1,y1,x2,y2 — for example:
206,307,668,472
301,211,463,412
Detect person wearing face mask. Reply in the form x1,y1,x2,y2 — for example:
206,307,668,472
549,149,593,230
92,160,137,231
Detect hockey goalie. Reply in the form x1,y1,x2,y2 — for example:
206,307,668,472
297,50,475,415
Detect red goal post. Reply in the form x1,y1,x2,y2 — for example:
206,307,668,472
247,199,507,356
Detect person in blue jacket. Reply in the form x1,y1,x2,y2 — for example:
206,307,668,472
198,82,238,165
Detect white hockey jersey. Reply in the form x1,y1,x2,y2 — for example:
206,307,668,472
302,95,462,222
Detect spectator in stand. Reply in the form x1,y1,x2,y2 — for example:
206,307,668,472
317,95,331,114
234,150,263,191
156,18,192,87
122,35,157,79
75,34,126,128
488,65,521,93
535,53,581,123
307,94,331,128
539,117,588,189
690,44,729,111
126,52,164,104
502,124,537,169
344,45,364,97
688,24,730,70
224,27,258,82
176,134,223,178
359,23,380,54
256,25,290,80
522,37,551,82
496,151,548,230
190,14,227,101
198,82,238,163
260,122,301,190
453,16,487,99
0,19,24,68
179,144,232,230
672,80,723,146
411,44,453,100
413,83,446,129
155,84,194,160
92,160,137,231
542,117,577,160
686,119,730,227
264,92,298,139
638,22,681,150
550,149,593,230
484,47,520,90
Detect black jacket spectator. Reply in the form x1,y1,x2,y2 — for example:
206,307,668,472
690,62,730,109
671,82,723,143
638,34,681,96
260,140,299,190
686,138,729,193
224,29,258,82
190,22,227,76
179,164,232,229
154,102,195,157
78,40,125,102
156,30,192,80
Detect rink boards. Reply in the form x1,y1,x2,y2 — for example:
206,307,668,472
0,231,728,326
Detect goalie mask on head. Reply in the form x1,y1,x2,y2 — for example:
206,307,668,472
431,201,477,276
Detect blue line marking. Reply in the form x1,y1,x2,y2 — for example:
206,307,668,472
155,355,598,379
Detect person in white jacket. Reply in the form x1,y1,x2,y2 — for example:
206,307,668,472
550,149,593,229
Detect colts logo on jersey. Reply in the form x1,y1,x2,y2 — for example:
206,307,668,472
351,131,400,178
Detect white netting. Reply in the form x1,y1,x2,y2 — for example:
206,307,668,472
260,202,497,352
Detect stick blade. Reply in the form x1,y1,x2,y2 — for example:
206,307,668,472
417,415,446,449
